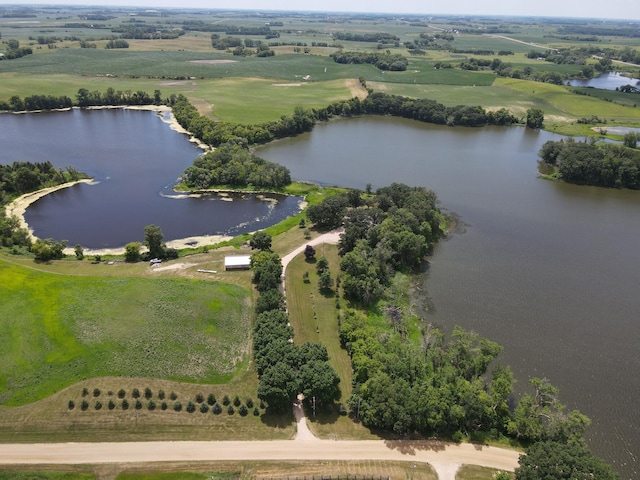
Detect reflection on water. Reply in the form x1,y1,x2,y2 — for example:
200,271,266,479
0,109,301,248
568,72,640,90
257,116,640,480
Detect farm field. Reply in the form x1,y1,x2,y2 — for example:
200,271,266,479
0,258,251,406
1,7,639,478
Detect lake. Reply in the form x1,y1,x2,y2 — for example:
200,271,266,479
2,109,639,478
257,116,640,480
568,71,640,90
0,109,301,249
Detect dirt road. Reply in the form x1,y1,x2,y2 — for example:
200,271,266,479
0,439,520,476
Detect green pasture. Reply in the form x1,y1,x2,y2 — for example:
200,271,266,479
0,259,251,406
0,472,94,480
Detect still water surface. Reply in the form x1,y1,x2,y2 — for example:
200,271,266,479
0,109,301,249
568,71,640,90
2,110,639,478
257,117,640,479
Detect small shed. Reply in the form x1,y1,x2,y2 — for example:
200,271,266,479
224,255,251,271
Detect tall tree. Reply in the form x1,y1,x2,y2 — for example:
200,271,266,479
144,224,164,258
526,108,544,129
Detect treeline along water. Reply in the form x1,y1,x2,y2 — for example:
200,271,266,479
257,116,640,480
0,109,300,249
1,110,639,478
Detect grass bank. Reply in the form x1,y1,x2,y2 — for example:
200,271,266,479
0,259,252,406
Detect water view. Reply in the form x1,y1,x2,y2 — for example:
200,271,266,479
2,110,639,479
257,117,640,480
0,109,301,249
568,71,640,90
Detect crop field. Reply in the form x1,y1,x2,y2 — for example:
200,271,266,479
0,258,252,406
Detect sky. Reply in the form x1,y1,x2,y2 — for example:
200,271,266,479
1,0,640,21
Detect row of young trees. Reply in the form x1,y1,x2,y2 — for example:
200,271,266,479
539,137,640,189
249,233,341,412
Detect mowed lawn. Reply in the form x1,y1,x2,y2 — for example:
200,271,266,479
0,259,251,406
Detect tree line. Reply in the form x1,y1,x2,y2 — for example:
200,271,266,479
0,87,175,112
539,137,640,189
304,183,618,478
249,235,341,412
0,162,86,250
330,51,409,71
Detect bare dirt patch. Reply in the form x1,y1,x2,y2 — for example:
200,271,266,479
189,59,238,65
346,78,368,99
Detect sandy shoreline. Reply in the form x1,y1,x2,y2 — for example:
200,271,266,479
5,180,234,255
3,105,232,255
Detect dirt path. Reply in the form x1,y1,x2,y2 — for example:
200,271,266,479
0,228,521,477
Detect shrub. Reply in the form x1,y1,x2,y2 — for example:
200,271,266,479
144,387,153,399
227,405,235,415
93,388,101,397
186,401,196,413
107,390,113,396
117,389,126,399
122,399,129,410
195,392,204,403
95,400,102,410
132,388,140,398
158,389,165,400
135,399,142,410
108,400,116,410
82,387,89,397
161,402,168,411
174,401,182,412
338,403,348,416
68,400,75,410
212,402,222,415
170,391,178,400
148,400,156,411
239,404,248,416
200,403,209,413
260,400,266,409
81,400,89,411
222,394,230,406
253,407,260,416
207,393,216,405
246,398,254,408
233,395,241,407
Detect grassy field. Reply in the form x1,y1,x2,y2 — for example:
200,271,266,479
0,257,252,406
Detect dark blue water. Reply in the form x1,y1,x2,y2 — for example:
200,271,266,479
0,109,301,249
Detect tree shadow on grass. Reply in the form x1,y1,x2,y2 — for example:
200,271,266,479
260,410,295,429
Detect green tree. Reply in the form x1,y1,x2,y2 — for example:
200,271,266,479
257,361,300,412
316,256,329,274
318,270,333,293
515,441,619,480
526,108,544,129
74,244,84,260
144,224,164,258
250,231,272,251
623,132,639,148
299,360,341,408
124,242,141,262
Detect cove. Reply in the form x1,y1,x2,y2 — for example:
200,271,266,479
0,109,301,250
257,116,640,480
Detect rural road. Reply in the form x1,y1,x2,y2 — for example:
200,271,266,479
0,229,521,478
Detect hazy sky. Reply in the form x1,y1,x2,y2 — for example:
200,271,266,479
2,0,640,21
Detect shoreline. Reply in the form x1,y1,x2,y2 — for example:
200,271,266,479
3,105,229,256
4,183,234,256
